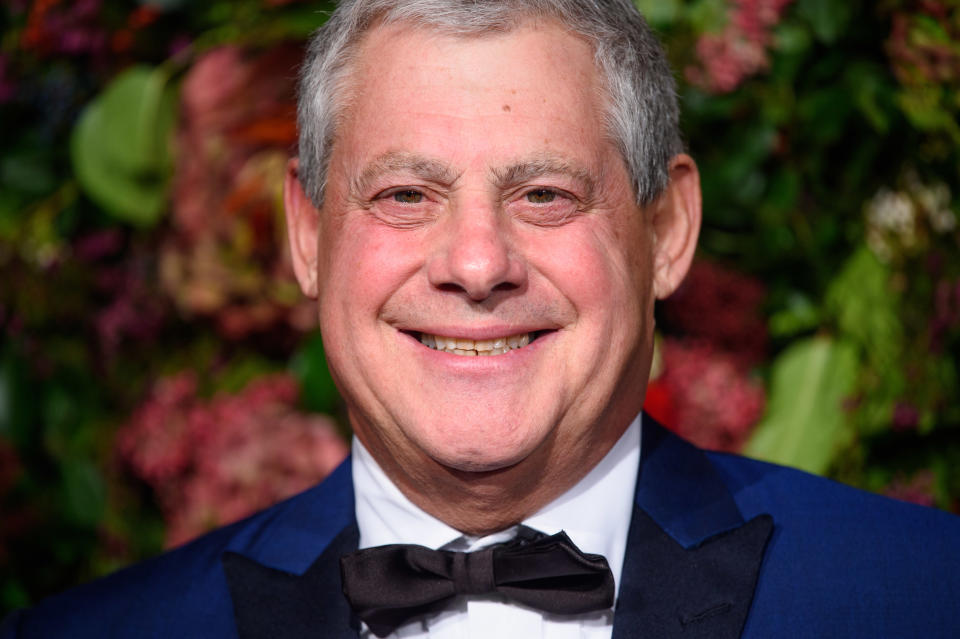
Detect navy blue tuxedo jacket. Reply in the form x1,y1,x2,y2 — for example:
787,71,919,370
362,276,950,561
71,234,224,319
4,418,960,638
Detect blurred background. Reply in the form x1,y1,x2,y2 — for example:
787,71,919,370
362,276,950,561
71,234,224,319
1,0,958,617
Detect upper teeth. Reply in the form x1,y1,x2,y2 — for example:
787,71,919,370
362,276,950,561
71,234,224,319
420,332,530,356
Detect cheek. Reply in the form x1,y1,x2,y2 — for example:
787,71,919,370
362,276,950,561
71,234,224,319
528,223,650,322
319,217,424,319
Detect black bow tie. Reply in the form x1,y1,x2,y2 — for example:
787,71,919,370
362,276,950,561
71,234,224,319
340,526,615,637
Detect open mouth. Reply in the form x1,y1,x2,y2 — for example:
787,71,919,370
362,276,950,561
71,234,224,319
409,331,549,356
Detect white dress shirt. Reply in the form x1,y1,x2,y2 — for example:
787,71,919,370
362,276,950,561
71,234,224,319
352,414,642,639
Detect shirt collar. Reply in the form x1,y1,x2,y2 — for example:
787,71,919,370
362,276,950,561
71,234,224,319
353,414,642,595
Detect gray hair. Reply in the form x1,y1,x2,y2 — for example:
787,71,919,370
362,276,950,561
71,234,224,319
297,0,683,207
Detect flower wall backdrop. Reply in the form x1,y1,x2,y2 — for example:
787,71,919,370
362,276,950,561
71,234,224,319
1,0,958,615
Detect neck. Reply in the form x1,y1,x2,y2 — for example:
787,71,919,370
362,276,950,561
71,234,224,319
354,408,636,536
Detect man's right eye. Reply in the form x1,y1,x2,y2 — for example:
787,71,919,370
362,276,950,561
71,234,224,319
392,190,423,203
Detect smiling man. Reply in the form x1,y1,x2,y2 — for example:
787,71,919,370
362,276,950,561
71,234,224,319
283,13,699,542
3,1,960,638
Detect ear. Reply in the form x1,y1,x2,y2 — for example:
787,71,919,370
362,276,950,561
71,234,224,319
651,153,701,299
284,158,320,298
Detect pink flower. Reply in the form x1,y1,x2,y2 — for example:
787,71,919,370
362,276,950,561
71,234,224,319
661,259,768,369
929,276,960,353
891,402,920,431
173,45,300,240
647,339,766,452
21,0,110,59
117,373,349,547
884,470,936,508
92,252,168,360
887,6,960,86
73,229,124,262
116,373,198,483
162,44,314,339
686,0,794,94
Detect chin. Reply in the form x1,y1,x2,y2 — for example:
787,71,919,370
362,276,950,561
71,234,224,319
436,454,520,475
422,430,544,475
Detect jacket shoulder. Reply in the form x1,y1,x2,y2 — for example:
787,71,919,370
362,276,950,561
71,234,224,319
707,452,960,637
707,450,960,533
2,460,354,639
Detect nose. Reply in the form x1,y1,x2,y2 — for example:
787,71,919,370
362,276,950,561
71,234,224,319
427,203,526,302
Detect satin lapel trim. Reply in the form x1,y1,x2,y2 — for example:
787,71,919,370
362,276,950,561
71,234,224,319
223,522,361,639
611,418,775,639
612,509,772,639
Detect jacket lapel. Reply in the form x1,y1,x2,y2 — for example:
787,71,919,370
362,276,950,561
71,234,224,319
220,460,361,639
612,420,773,639
223,522,360,639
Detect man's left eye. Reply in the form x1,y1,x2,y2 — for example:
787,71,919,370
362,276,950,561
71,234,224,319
525,189,556,204
393,190,423,203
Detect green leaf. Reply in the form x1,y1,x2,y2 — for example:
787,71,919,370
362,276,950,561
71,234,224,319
797,86,854,144
845,62,894,133
825,246,902,370
60,459,107,528
215,356,279,395
710,125,776,209
70,66,176,227
686,0,729,33
765,168,800,213
823,247,911,435
795,0,853,44
912,14,951,45
744,336,858,475
0,346,36,450
290,332,342,415
897,87,960,143
768,292,820,337
772,21,812,55
633,0,681,28
1,580,30,614
0,151,56,196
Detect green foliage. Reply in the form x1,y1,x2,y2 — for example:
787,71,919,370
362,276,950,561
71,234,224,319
291,332,343,416
795,0,854,44
633,0,682,28
825,247,902,367
898,85,960,143
745,337,859,474
70,66,176,227
768,292,820,338
0,0,351,617
652,0,959,497
824,247,906,434
60,460,107,528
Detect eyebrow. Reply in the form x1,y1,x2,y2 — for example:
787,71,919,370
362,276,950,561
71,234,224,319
353,151,460,195
352,151,600,199
490,155,598,199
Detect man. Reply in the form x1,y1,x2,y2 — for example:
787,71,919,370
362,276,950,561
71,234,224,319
3,1,959,637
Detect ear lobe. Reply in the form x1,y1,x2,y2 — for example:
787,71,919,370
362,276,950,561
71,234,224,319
284,158,320,298
651,154,702,299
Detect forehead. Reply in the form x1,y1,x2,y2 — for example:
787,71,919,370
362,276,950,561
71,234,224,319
331,19,614,175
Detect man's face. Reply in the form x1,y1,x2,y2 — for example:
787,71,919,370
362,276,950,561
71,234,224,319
288,20,698,500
